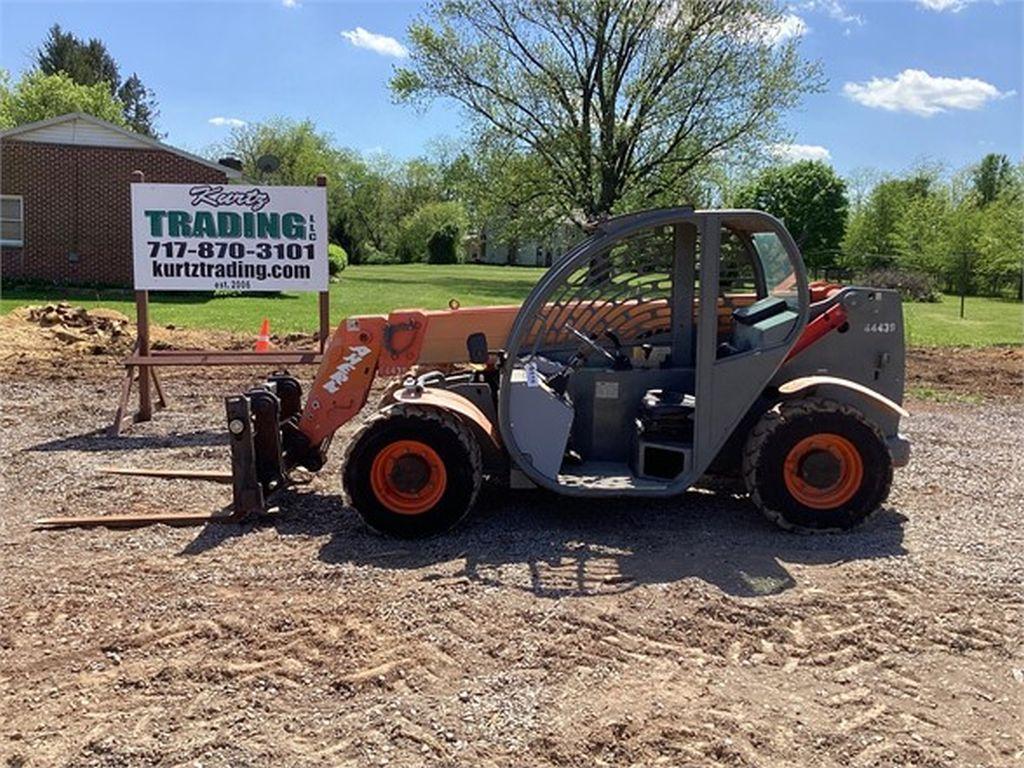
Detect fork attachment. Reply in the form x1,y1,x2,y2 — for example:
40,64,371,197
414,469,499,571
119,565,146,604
35,377,304,530
225,394,268,518
226,373,314,517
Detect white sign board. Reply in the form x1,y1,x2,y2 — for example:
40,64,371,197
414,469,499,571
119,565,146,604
131,183,329,292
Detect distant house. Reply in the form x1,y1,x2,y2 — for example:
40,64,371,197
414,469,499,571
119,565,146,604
466,220,581,267
1,112,241,286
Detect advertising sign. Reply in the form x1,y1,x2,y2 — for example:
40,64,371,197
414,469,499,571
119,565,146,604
131,183,329,292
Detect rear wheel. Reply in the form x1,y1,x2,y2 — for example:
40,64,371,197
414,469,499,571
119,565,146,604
743,397,893,532
343,404,482,538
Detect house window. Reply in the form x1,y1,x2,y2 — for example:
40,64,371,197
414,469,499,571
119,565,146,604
1,196,23,247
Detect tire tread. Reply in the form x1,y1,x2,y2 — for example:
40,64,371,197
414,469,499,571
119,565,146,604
742,397,893,533
342,404,482,534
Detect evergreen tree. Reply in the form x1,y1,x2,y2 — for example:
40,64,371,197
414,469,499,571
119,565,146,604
34,23,160,136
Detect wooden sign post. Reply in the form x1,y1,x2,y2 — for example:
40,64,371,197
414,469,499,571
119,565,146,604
316,174,329,352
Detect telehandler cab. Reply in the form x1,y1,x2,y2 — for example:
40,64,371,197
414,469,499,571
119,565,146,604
46,208,911,535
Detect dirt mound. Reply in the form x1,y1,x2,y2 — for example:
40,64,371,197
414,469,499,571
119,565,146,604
0,304,327,377
2,303,135,359
907,345,1022,400
27,302,132,345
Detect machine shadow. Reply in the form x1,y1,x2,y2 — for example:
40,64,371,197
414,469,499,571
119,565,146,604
242,483,908,599
26,428,227,453
179,484,907,597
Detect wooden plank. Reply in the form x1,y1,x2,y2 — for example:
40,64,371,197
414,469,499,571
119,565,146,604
135,293,153,420
34,511,245,529
124,352,323,366
319,291,330,353
151,367,167,409
99,466,233,483
144,349,322,359
132,170,153,424
146,350,321,360
108,362,135,438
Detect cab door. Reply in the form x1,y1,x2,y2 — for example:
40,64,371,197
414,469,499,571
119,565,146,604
691,212,809,474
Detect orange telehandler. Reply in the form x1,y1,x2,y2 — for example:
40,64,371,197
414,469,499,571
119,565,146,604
42,208,911,536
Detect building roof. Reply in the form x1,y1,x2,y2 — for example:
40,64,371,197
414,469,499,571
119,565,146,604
0,112,242,179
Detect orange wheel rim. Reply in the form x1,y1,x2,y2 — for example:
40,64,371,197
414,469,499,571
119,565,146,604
783,433,863,510
370,440,447,515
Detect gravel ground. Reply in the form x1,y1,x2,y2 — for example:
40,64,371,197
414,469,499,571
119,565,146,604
0,338,1021,767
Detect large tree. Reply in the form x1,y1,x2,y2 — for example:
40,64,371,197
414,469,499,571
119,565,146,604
733,160,848,270
392,0,822,224
892,192,959,286
34,23,161,137
0,69,126,128
971,153,1014,207
36,24,120,89
218,117,357,247
216,118,435,263
117,73,161,137
974,162,1023,297
843,173,935,268
221,118,341,185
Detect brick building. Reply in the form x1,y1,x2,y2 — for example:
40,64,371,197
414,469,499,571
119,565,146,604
1,112,241,286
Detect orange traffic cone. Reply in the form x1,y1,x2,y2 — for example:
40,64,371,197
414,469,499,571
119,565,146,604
254,318,272,352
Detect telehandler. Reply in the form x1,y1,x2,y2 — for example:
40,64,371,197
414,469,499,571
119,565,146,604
44,208,911,535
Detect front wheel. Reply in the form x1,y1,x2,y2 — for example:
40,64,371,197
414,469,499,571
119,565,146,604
743,397,893,532
343,404,482,538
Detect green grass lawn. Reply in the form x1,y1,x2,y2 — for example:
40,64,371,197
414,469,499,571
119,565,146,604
0,264,546,334
902,293,1023,347
2,264,1021,345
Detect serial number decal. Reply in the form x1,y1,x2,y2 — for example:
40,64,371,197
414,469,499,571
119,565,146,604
323,346,372,393
863,322,897,334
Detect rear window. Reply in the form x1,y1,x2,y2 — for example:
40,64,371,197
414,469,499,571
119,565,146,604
751,232,797,307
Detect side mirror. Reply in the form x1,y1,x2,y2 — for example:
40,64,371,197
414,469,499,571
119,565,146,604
466,332,489,364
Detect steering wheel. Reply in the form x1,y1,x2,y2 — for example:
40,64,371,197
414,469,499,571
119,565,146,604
564,323,616,364
548,322,639,396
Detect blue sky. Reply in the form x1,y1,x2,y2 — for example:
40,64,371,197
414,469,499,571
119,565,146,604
1,0,1020,178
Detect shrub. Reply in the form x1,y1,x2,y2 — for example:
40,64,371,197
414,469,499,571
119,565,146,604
858,267,940,302
328,243,348,277
427,223,460,264
361,243,401,265
396,201,468,263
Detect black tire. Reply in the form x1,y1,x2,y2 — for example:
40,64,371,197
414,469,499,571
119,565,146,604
342,404,482,538
742,397,893,533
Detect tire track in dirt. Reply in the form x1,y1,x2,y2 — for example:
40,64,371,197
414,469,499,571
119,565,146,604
1,351,1022,767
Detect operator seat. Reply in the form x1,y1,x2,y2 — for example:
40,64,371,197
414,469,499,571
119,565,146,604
637,389,696,443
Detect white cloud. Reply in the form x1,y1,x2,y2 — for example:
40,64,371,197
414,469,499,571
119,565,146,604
916,0,973,11
209,116,247,128
282,0,299,7
772,143,832,162
800,0,863,27
843,69,1012,117
752,12,808,45
340,27,408,58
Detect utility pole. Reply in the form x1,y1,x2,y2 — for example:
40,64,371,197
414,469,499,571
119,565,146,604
959,251,969,320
